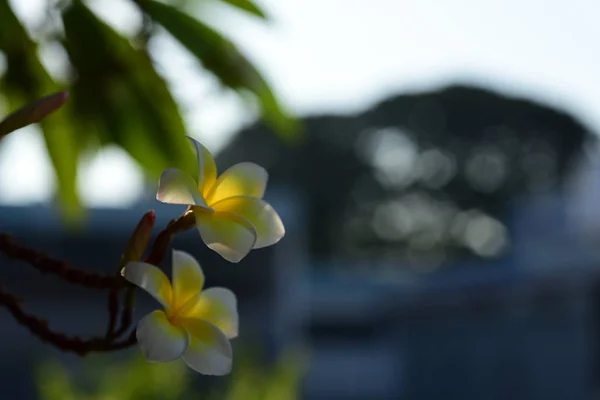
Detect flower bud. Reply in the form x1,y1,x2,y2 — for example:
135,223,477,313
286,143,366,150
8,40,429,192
120,210,156,268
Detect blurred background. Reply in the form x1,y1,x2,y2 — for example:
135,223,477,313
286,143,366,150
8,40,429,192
1,0,600,399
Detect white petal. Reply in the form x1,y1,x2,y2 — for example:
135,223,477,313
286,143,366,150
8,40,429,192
180,318,232,375
171,250,204,309
121,262,172,309
194,209,257,263
177,287,239,339
136,310,189,362
156,168,209,207
206,162,268,205
201,287,239,339
211,196,285,249
188,136,217,195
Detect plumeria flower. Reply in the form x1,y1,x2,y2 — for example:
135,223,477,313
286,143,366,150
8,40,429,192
121,250,238,375
157,137,285,263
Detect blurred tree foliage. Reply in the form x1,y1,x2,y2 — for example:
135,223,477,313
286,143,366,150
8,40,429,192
219,85,592,265
0,0,296,221
0,91,69,138
35,348,307,400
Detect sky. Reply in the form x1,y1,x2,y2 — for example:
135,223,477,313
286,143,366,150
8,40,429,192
1,0,600,207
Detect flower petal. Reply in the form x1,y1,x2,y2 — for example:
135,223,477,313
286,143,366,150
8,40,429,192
171,250,204,309
179,318,232,375
137,310,189,362
156,168,208,207
121,262,172,309
179,287,239,339
206,162,268,204
188,137,217,196
194,209,257,263
211,196,285,249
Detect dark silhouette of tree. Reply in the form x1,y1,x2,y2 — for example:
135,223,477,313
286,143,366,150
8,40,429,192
218,85,592,265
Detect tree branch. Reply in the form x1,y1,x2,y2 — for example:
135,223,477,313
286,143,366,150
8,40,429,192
0,234,123,289
0,285,136,356
0,209,197,355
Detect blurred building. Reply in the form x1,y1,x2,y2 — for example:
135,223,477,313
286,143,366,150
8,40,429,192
304,163,600,399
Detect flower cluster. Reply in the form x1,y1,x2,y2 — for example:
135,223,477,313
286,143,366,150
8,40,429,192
121,137,285,375
157,137,285,263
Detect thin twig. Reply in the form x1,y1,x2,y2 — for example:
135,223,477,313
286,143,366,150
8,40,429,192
111,286,135,339
105,287,122,339
145,210,195,265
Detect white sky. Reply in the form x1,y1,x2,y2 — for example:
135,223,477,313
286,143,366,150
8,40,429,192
1,0,600,207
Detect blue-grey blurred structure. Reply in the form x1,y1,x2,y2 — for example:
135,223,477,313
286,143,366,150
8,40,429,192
305,191,600,399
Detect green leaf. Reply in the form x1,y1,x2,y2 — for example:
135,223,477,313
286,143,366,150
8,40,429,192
264,348,309,400
0,1,81,222
34,360,79,400
138,0,301,143
61,2,196,179
217,0,268,19
0,91,69,138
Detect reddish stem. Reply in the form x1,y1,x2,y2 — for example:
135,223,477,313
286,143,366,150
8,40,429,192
0,286,135,356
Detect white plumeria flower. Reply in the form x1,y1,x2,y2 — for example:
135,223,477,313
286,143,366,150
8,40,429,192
156,137,285,263
122,250,238,375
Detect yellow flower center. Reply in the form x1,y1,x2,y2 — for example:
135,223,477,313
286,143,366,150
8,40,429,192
166,294,210,327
